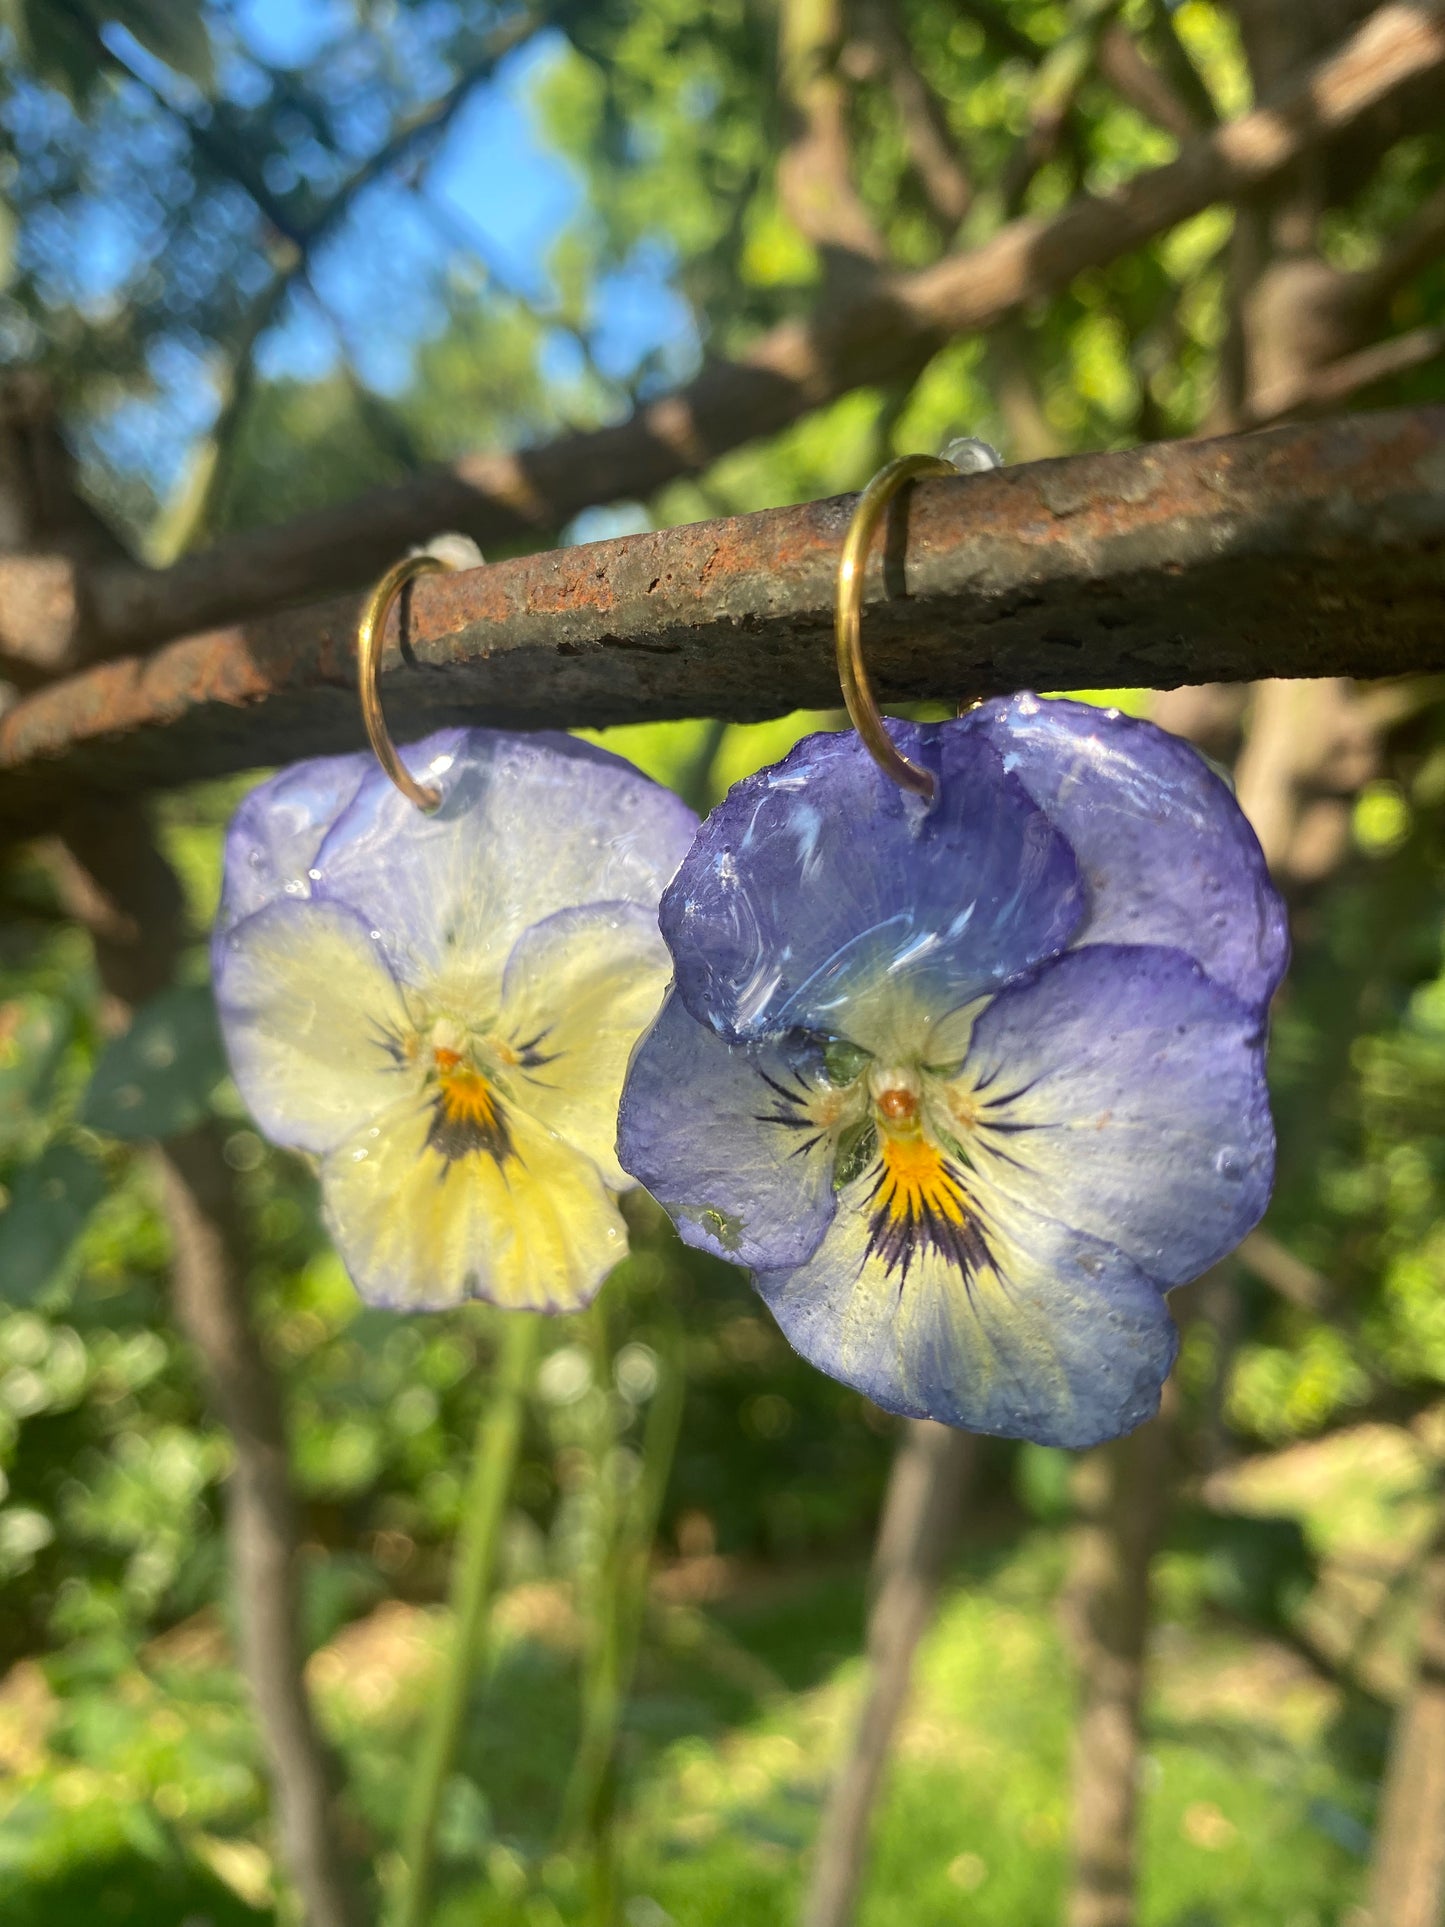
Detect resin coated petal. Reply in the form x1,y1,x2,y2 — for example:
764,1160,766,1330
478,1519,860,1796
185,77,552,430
498,902,675,1191
980,694,1288,1008
756,1172,1177,1449
307,729,698,990
661,721,1083,1044
617,990,840,1271
956,943,1274,1287
215,750,372,940
322,1091,627,1312
215,898,415,1155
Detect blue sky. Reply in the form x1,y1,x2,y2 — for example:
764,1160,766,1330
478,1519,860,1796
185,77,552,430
55,0,698,521
237,0,692,402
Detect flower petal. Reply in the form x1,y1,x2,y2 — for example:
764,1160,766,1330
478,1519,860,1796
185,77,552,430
321,1088,626,1312
215,750,372,940
215,899,415,1154
617,990,840,1271
979,694,1288,1008
955,943,1274,1287
660,721,1082,1045
307,729,698,991
497,902,675,1189
756,1173,1176,1448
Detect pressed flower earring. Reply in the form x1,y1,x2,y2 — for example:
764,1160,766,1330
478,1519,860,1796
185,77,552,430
213,551,698,1312
617,451,1288,1449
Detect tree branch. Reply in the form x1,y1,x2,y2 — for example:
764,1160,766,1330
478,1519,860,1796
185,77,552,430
1065,1409,1174,1927
778,0,889,268
56,0,1445,662
144,14,544,563
952,0,1043,66
856,2,973,230
55,807,366,1927
158,1130,367,1927
77,1,539,257
1244,323,1445,424
1233,675,1385,887
1238,1228,1334,1314
2,406,1444,840
1140,0,1221,128
1366,1499,1445,1927
1356,178,1445,304
998,0,1124,214
1096,22,1203,140
802,1422,975,1927
54,1,541,580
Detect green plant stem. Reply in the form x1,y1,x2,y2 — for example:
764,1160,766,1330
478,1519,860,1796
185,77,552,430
611,1324,686,1744
563,1301,624,1920
563,1313,685,1927
676,718,728,815
397,1311,541,1927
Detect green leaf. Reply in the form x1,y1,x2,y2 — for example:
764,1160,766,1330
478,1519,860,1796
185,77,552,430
114,0,216,92
82,985,226,1142
2,0,99,104
2,0,214,100
0,996,71,1148
0,1142,105,1304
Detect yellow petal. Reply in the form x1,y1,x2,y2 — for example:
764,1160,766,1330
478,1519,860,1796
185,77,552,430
321,1085,627,1312
215,900,416,1153
497,903,673,1189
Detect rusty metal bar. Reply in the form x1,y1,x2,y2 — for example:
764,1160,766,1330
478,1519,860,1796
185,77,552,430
30,0,1444,667
2,407,1444,842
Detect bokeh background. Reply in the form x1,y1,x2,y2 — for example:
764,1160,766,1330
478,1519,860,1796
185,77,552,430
2,3,1445,1925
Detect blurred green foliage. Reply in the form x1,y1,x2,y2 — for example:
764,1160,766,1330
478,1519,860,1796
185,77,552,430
2,693,1443,1919
2,0,1445,1919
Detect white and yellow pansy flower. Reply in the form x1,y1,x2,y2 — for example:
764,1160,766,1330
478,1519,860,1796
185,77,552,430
214,729,698,1312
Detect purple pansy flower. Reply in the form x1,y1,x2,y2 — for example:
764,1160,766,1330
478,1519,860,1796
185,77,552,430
213,728,698,1313
618,695,1287,1448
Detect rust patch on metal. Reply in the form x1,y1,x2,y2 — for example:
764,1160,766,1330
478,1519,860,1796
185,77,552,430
0,407,1443,842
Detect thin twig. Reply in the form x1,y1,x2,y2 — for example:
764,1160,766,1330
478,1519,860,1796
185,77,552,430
68,0,545,575
997,0,1125,214
1238,1227,1334,1313
1140,0,1221,128
1245,323,1445,424
858,1,973,230
778,0,888,268
1096,22,1201,140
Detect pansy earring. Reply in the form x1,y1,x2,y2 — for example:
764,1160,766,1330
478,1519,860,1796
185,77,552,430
213,552,698,1312
618,453,1287,1449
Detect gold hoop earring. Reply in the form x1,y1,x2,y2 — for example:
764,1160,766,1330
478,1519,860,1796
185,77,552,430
355,552,453,811
834,453,958,801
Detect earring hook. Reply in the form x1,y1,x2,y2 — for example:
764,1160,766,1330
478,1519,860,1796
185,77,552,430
835,439,1003,802
356,552,453,811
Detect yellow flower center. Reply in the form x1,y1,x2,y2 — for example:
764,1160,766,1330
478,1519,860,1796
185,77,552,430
874,1130,968,1230
862,1062,981,1282
427,1043,513,1166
